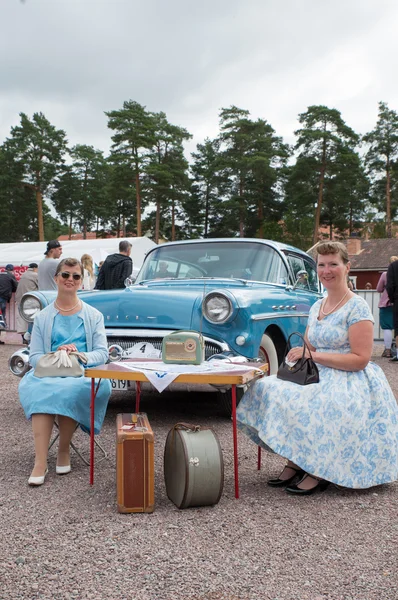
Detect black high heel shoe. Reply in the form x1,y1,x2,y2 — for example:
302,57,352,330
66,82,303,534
285,473,330,496
267,465,305,487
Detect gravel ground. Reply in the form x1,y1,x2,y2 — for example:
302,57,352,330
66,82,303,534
1,343,398,600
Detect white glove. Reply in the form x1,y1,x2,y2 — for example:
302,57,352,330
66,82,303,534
51,350,73,368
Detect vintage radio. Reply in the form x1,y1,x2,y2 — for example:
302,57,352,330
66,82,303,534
162,331,205,365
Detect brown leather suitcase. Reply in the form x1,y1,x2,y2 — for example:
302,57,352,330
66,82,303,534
116,413,155,513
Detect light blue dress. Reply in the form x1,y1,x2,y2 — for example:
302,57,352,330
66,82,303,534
19,313,111,434
237,295,398,488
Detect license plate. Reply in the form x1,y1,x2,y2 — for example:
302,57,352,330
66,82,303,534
111,379,131,391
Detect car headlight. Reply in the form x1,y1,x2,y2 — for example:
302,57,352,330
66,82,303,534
20,295,43,323
203,292,233,324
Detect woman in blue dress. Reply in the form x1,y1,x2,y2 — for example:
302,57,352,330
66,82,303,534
19,258,111,486
237,241,398,495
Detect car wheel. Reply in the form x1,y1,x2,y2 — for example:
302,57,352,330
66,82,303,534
217,333,278,416
258,332,279,375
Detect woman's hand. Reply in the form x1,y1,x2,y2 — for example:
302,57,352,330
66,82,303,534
287,346,310,362
57,344,77,354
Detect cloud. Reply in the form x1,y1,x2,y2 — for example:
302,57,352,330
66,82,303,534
1,0,398,157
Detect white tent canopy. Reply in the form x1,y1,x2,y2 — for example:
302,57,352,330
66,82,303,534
0,237,157,270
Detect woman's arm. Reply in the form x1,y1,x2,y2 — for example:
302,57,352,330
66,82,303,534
28,318,46,368
84,313,109,367
376,272,386,293
288,320,374,372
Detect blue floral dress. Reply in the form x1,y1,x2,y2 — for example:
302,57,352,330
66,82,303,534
19,313,111,434
236,295,398,488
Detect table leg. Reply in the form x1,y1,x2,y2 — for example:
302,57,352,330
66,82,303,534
135,380,141,413
90,378,95,485
232,383,239,499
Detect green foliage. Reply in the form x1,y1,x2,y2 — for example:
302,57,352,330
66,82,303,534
6,112,67,192
215,106,290,237
144,112,192,241
4,112,67,239
2,100,398,244
105,100,157,236
292,105,363,243
363,101,398,236
0,144,37,241
44,214,70,241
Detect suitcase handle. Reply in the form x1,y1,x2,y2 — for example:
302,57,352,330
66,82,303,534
174,422,201,432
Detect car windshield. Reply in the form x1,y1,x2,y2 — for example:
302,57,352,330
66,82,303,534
136,241,291,285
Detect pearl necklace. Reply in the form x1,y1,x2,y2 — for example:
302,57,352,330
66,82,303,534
54,299,81,313
321,290,350,316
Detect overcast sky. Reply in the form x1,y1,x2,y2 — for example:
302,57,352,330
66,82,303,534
2,0,398,157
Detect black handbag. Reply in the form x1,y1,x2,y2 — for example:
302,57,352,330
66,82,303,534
277,332,319,386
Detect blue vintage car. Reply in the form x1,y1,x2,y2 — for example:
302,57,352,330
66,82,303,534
10,238,321,411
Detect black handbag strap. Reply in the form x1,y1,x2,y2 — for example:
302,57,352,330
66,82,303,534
283,332,314,370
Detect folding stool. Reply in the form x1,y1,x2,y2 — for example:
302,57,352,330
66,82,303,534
49,420,107,465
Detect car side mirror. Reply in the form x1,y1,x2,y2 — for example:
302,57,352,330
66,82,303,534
124,276,136,287
293,270,309,290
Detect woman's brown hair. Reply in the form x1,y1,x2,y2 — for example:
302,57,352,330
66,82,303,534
55,258,84,277
314,241,349,265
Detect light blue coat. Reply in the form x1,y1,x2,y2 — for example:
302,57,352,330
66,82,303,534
29,301,109,368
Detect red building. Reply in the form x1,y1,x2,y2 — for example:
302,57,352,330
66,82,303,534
346,237,398,289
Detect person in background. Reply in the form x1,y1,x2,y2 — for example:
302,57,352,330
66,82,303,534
38,240,63,290
376,256,398,358
19,258,111,486
237,241,398,495
15,263,39,344
0,264,18,344
364,282,372,290
95,240,133,290
81,254,96,290
347,276,354,291
386,256,398,363
156,261,172,278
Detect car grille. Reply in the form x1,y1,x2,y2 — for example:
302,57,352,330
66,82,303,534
107,336,224,361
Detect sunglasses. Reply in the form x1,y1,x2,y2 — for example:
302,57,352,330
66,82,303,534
59,271,82,281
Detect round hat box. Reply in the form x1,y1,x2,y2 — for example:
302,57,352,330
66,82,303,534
164,423,224,509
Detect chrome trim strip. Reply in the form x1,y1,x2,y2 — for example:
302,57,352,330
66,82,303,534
105,328,231,350
251,313,309,321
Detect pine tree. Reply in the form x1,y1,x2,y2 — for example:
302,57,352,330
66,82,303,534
106,101,156,236
363,101,398,237
5,112,67,240
294,105,359,244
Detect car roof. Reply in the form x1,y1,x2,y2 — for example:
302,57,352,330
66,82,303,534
151,238,309,256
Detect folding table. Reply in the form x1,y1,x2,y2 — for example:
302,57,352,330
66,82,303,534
85,359,268,499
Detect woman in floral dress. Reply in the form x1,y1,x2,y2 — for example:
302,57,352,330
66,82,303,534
237,241,398,495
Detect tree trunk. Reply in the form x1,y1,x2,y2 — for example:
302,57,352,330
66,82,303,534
257,197,264,238
117,211,121,238
135,169,142,237
204,185,210,238
313,136,327,245
239,177,244,237
386,163,392,238
155,199,160,244
171,195,176,241
36,188,44,241
69,211,73,240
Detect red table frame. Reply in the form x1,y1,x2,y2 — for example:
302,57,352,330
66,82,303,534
85,359,268,499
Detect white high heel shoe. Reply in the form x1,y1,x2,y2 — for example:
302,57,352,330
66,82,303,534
56,464,71,475
28,469,48,486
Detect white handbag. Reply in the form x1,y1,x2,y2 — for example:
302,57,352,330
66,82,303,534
34,350,88,378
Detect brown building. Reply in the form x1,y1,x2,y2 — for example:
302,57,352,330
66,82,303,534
346,237,398,289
